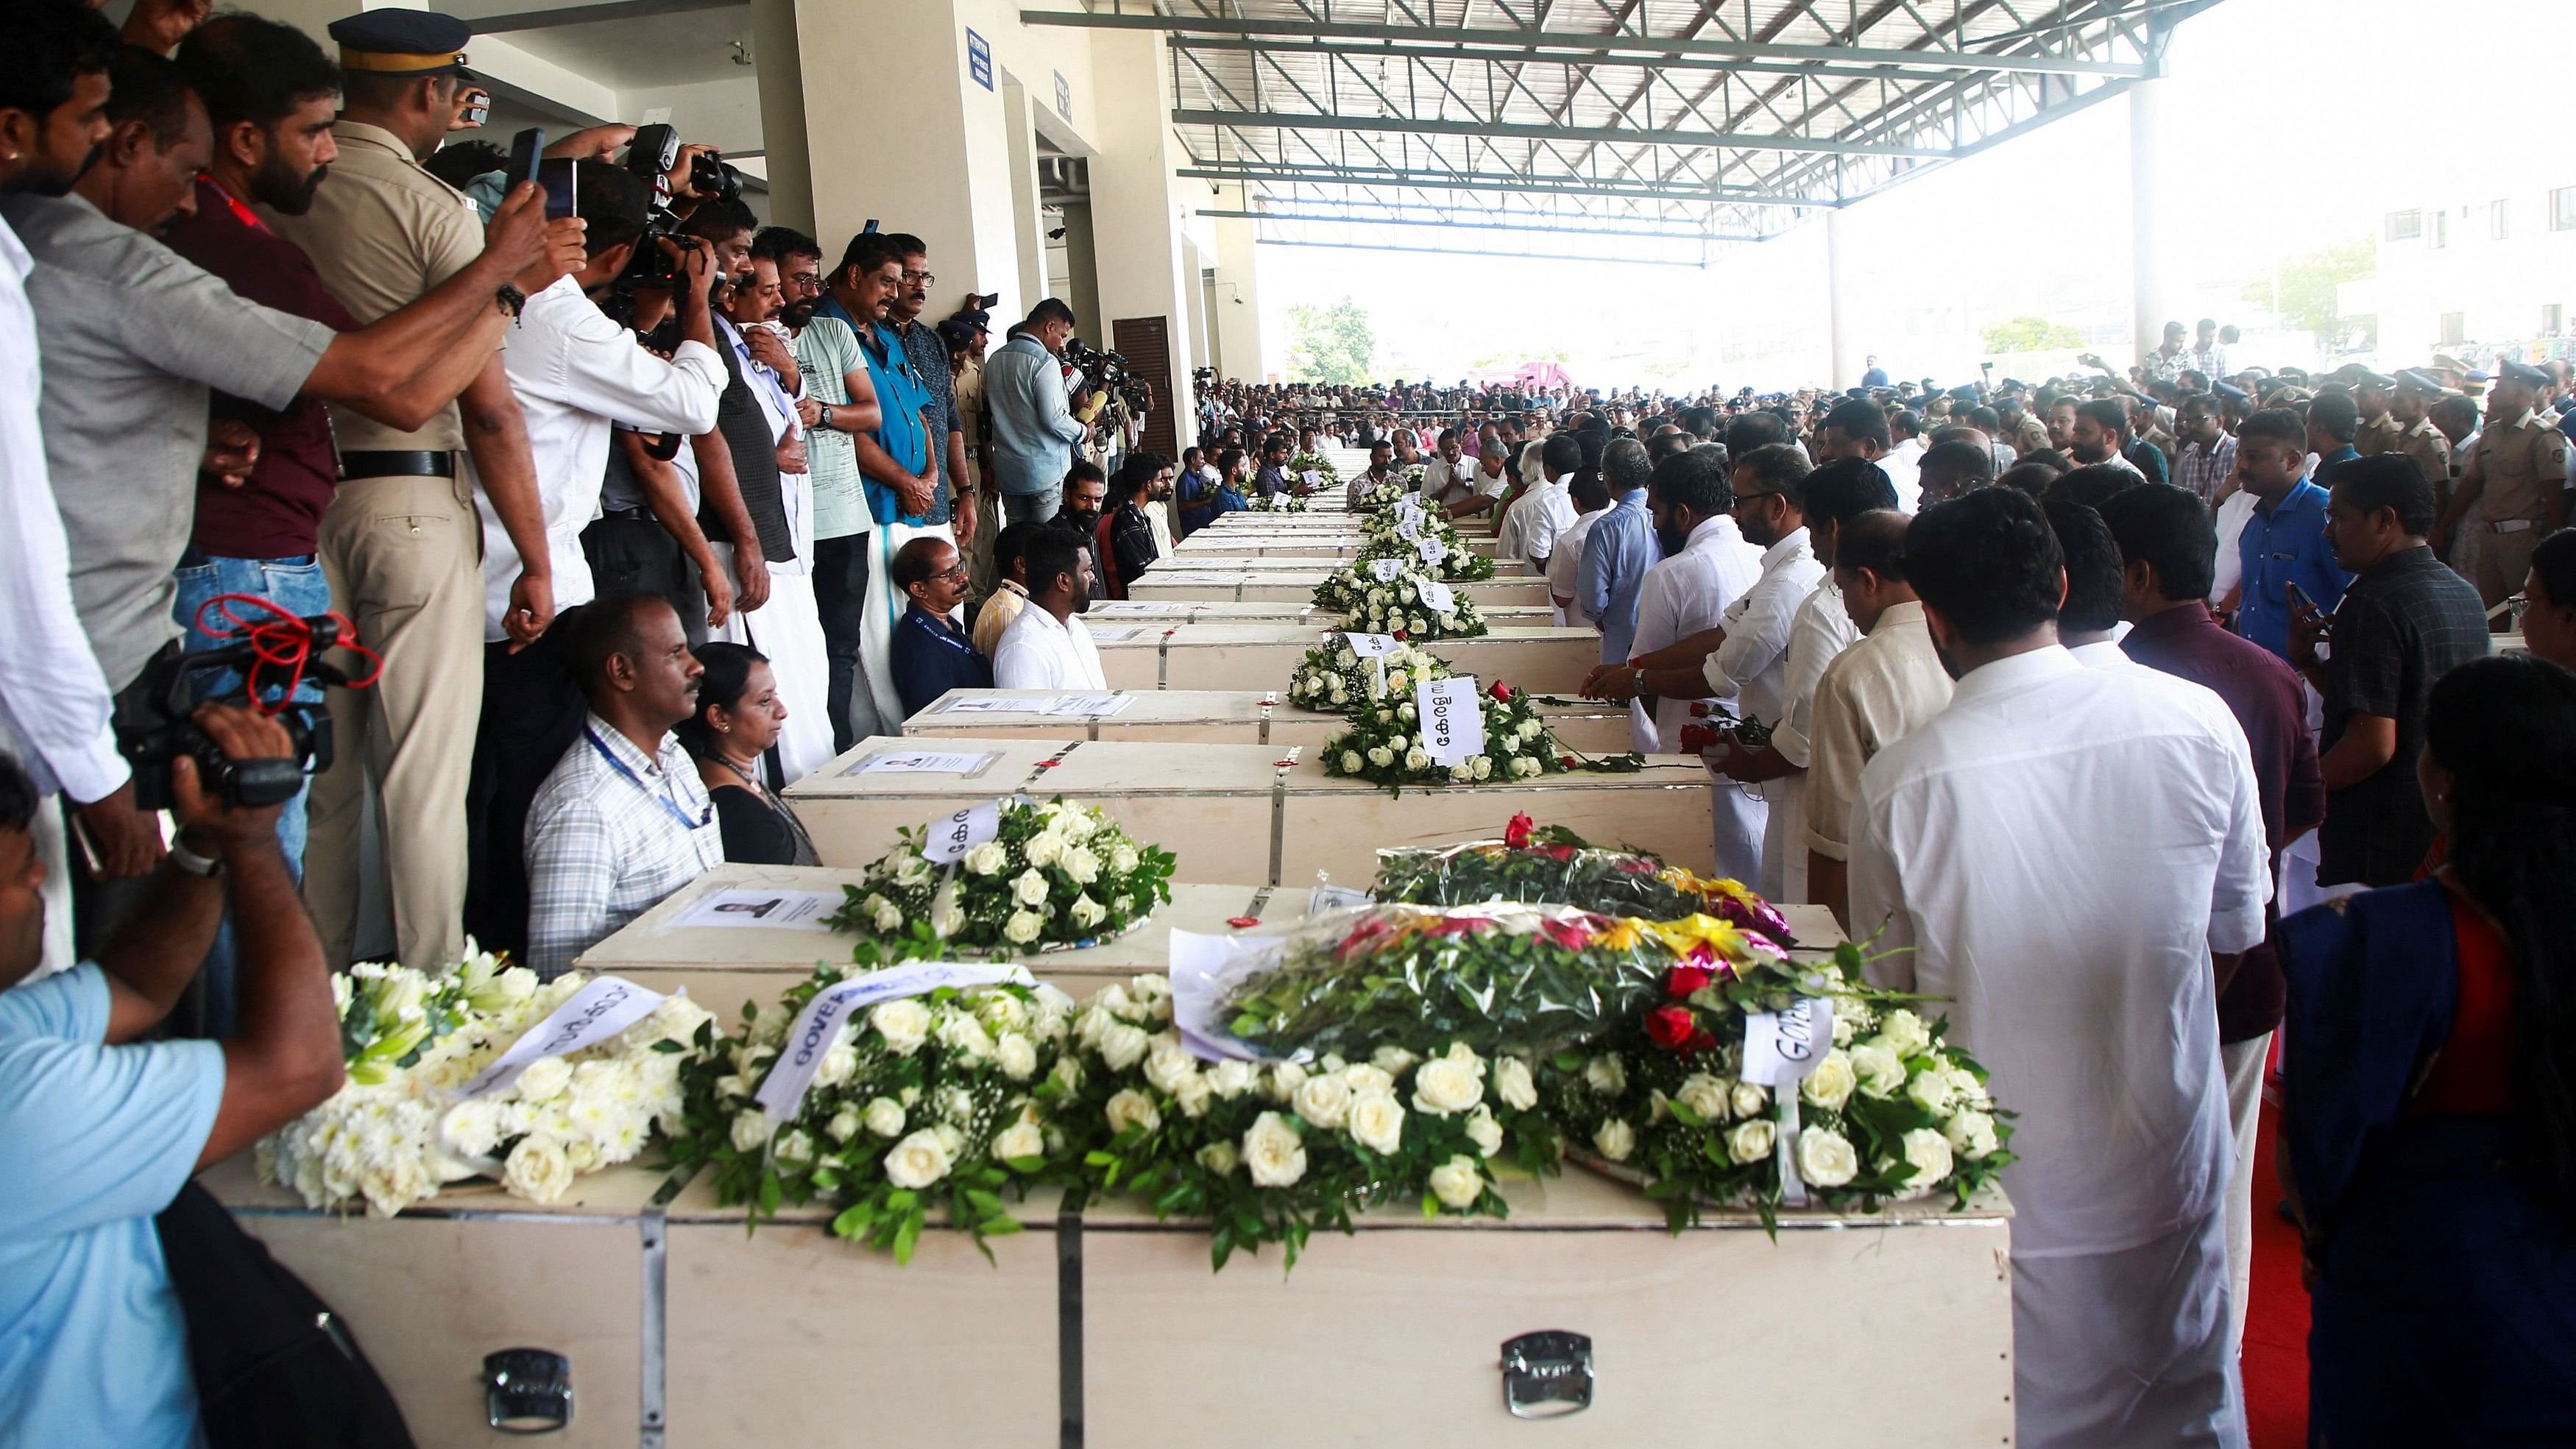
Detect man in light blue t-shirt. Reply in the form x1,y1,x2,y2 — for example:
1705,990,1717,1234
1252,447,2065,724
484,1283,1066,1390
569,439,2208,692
0,703,347,1449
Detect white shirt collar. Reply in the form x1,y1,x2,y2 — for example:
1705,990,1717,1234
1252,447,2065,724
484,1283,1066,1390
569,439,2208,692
0,213,29,286
1683,514,1738,553
1757,525,1812,572
1949,642,2081,705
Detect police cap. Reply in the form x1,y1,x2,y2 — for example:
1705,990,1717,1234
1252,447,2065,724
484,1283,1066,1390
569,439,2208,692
2499,359,2551,389
328,10,471,77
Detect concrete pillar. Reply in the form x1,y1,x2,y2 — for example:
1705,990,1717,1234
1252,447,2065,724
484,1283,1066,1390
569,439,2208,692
2129,76,2169,366
747,0,811,230
788,0,1023,315
1825,208,1861,389
1213,213,1267,380
1058,202,1103,352
1081,27,1196,455
1000,78,1048,314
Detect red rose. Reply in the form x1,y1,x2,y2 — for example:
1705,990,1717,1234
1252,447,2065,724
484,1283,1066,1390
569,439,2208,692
1664,964,1714,999
1644,1005,1699,1052
1391,630,1409,640
1488,679,1512,702
1503,812,1535,849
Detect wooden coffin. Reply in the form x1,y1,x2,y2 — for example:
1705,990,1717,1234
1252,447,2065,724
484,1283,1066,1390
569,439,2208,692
1086,624,1603,695
901,688,1635,754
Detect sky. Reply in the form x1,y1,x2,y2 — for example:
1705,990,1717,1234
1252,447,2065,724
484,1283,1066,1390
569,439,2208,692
1249,0,2566,391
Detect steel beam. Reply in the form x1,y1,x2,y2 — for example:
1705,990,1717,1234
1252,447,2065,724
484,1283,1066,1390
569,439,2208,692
1019,10,2149,78
1171,109,1950,160
1175,163,1817,207
470,0,742,34
1197,205,1726,240
1250,235,1715,268
1161,34,2079,84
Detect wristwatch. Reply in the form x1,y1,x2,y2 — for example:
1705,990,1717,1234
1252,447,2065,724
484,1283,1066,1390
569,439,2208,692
495,283,527,319
818,403,834,431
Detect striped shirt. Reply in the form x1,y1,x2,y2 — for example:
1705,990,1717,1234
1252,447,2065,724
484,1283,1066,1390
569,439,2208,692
2174,433,2237,506
523,714,724,977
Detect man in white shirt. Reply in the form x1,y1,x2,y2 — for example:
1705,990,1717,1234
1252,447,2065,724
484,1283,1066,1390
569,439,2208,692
1707,458,1889,901
1546,466,1613,628
1429,428,1510,520
1498,434,1579,575
467,169,726,960
1801,510,1951,927
2046,497,2254,752
992,527,1107,690
0,18,120,977
1849,487,2269,1449
1880,410,1925,512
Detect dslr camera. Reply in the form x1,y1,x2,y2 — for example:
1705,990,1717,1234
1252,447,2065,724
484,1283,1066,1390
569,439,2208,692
1063,336,1128,393
114,620,353,811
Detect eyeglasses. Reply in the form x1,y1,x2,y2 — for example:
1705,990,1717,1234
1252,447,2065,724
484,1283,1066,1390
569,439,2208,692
933,562,970,584
902,269,936,288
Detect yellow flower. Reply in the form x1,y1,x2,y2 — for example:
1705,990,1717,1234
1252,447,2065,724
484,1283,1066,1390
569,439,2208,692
1592,918,1645,952
1640,914,1750,965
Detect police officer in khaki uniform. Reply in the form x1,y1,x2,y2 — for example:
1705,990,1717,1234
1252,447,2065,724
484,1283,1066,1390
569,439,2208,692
2438,358,2572,609
2352,371,2405,456
267,10,571,968
2391,369,2458,512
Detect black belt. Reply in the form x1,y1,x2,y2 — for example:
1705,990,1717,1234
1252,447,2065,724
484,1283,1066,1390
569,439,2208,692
339,450,456,480
598,505,654,522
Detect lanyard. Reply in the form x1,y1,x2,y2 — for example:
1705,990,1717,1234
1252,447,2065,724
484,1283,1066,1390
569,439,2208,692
586,727,712,832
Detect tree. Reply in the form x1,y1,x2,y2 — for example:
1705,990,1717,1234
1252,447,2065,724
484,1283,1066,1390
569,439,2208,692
1979,316,2087,354
1286,296,1376,384
2242,236,2377,348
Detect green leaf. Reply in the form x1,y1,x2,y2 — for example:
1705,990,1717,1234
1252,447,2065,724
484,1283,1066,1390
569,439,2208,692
891,1208,924,1266
829,1202,876,1239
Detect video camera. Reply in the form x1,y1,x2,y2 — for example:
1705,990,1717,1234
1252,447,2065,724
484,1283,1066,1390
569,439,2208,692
114,619,356,811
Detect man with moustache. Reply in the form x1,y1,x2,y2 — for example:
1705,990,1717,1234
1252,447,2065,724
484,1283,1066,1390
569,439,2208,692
523,595,723,977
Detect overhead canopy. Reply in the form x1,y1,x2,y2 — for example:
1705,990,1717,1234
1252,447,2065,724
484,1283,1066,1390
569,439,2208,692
1025,0,2221,259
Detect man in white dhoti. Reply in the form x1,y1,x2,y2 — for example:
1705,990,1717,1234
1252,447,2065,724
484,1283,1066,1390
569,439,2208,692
1848,487,2270,1449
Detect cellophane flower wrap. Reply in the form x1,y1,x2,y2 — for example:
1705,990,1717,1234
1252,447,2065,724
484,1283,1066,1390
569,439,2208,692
1356,511,1496,581
665,946,1082,1263
1372,815,1800,949
1308,563,1487,639
827,796,1175,953
1285,637,1452,715
260,949,716,1216
1320,683,1641,796
1546,941,2016,1229
1060,974,1554,1268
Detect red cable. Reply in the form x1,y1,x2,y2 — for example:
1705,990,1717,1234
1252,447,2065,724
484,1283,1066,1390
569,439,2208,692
188,592,383,715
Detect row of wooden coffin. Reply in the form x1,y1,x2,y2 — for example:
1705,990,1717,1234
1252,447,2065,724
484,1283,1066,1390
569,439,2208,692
206,1149,2011,1449
213,878,2011,1448
781,736,1721,887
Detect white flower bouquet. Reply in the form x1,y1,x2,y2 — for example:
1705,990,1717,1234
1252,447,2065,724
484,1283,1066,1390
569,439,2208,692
827,796,1176,954
1354,476,1411,511
1246,491,1311,513
1060,974,1554,1269
1356,514,1496,581
666,954,1081,1263
1284,637,1453,715
1287,450,1341,488
1546,942,2015,1228
1308,564,1487,640
1320,677,1644,796
260,949,718,1216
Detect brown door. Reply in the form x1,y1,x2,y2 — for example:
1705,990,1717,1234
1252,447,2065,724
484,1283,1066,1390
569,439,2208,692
1111,315,1178,459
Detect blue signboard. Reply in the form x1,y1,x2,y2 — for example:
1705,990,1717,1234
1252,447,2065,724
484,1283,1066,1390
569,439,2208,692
966,29,992,91
1054,69,1072,119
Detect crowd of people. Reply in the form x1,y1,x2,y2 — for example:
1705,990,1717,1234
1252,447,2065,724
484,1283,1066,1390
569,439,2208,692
0,0,2570,1442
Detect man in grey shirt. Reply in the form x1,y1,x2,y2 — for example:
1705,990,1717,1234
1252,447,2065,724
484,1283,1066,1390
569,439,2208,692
1,48,562,887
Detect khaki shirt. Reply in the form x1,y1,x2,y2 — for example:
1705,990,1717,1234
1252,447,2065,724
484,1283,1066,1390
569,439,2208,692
2466,409,2572,524
263,121,486,453
955,356,984,458
2397,417,2453,491
2008,411,2049,458
2354,411,2405,457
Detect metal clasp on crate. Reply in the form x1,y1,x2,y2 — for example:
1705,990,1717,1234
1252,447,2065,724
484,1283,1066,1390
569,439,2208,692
1500,1330,1593,1419
484,1347,573,1433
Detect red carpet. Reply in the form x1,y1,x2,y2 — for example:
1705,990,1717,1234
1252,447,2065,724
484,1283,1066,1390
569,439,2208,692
2244,1080,2310,1448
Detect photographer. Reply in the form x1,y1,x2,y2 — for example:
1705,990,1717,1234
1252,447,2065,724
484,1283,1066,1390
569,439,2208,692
464,165,726,963
986,297,1091,526
0,711,342,1448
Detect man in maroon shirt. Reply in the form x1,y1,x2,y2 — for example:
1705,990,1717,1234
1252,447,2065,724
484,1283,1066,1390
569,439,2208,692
159,18,363,900
2100,480,2324,1360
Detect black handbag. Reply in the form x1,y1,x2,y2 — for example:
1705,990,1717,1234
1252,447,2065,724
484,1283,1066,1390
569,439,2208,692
154,1179,416,1449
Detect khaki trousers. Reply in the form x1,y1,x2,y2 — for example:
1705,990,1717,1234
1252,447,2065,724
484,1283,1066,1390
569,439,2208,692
304,472,484,970
2472,523,2538,609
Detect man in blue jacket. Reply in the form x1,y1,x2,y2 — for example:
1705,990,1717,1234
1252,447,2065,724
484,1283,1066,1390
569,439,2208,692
984,298,1091,528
